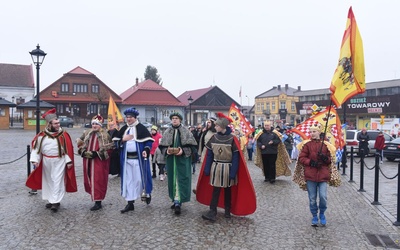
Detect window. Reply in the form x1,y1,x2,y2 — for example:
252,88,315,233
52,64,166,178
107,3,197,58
280,101,286,109
291,101,296,111
61,83,69,92
88,103,98,114
56,104,64,113
73,83,88,93
0,108,5,117
100,104,107,115
92,84,99,93
266,102,270,111
272,102,276,110
256,103,260,111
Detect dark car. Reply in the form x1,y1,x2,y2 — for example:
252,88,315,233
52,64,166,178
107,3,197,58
59,117,74,128
383,137,400,161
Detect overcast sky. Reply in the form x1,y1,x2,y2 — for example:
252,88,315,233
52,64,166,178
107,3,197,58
1,1,399,106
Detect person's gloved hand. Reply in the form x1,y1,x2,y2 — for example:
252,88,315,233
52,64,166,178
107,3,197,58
310,160,318,167
91,151,98,158
84,151,93,159
318,152,329,163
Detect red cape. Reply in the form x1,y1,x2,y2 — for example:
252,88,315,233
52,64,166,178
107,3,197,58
26,130,77,193
196,136,257,216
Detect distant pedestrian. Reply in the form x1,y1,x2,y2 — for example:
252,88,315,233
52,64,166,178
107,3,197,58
77,114,113,211
283,130,294,158
357,128,369,157
293,123,341,226
27,108,77,212
107,121,121,176
154,140,166,181
246,134,254,161
150,125,162,178
374,131,385,164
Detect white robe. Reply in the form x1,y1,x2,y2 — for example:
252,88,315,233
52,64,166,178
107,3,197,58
30,135,71,203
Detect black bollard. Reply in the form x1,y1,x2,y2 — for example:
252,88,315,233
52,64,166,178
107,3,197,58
27,145,31,176
371,153,381,205
393,162,400,226
341,146,347,175
349,146,354,183
358,148,366,192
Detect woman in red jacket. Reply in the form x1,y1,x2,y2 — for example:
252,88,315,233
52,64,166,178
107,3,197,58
374,131,385,164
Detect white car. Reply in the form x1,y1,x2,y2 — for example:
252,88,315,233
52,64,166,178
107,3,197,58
346,129,394,156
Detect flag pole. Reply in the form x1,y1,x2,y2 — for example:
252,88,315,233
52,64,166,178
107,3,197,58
318,100,333,155
340,101,347,171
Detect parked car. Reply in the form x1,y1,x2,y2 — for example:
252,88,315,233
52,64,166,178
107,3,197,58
59,116,74,128
346,130,394,156
383,137,400,161
141,122,153,128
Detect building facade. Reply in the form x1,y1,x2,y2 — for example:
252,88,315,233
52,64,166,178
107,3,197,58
254,84,300,127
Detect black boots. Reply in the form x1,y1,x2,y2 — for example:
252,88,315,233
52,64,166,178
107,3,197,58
90,201,102,211
224,208,231,218
50,203,60,212
120,201,135,213
202,209,217,222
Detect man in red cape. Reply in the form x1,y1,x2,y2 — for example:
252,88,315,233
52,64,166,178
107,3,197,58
196,113,256,220
26,108,77,212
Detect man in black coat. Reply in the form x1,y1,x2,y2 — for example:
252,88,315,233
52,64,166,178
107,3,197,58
256,122,281,183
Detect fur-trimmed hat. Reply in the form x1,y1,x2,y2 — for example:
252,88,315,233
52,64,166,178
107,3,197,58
169,112,183,121
309,122,322,132
215,112,232,128
42,108,58,123
124,107,139,118
91,114,104,126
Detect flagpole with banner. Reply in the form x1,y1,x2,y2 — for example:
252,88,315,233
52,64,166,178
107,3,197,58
330,7,365,171
107,95,123,129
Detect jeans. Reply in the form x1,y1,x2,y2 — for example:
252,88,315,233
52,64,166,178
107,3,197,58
247,148,253,160
306,181,327,216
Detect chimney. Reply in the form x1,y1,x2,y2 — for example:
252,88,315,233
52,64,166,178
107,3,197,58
285,84,288,91
277,85,281,91
135,77,139,86
297,86,301,91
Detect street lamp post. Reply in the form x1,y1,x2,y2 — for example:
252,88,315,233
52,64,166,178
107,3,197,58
29,44,47,135
11,96,15,127
188,95,193,126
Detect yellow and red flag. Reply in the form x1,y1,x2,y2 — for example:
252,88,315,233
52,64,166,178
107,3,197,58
228,103,254,137
107,95,123,129
291,107,344,150
330,7,365,107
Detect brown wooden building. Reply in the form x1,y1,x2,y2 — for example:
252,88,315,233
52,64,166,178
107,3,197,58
40,66,122,124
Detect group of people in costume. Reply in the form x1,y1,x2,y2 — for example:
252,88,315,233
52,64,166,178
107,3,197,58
26,106,341,226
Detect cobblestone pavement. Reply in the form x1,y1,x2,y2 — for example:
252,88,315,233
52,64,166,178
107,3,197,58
1,128,399,249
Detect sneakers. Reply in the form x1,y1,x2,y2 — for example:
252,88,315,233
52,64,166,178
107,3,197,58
174,204,181,215
311,215,318,227
29,189,38,195
159,174,165,181
320,214,326,226
380,160,383,164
